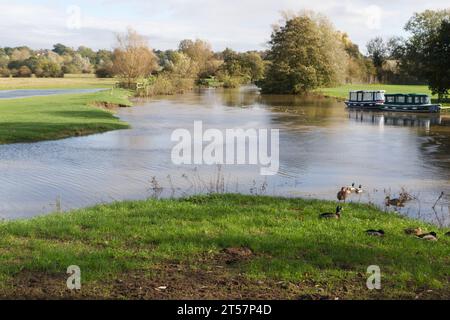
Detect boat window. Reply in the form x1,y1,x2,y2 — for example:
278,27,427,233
363,92,373,101
357,92,363,101
386,96,395,103
350,92,357,101
407,96,413,104
397,96,405,103
414,97,421,104
375,92,385,100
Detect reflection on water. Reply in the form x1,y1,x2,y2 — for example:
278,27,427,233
348,110,443,130
1,86,450,226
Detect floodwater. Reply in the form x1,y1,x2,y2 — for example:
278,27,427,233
0,88,105,99
1,86,449,226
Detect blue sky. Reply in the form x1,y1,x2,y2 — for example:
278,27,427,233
0,0,448,53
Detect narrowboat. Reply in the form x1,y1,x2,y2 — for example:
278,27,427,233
345,90,385,110
382,94,441,113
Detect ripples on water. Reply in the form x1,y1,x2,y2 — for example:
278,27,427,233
0,86,449,226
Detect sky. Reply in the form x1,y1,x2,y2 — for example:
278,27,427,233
0,0,448,53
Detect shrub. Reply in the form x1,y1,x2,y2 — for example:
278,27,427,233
17,65,32,77
95,67,114,78
0,67,11,77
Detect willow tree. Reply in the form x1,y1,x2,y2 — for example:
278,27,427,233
260,12,348,94
112,28,158,87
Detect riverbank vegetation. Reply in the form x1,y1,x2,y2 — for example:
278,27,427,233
0,194,448,299
0,89,131,144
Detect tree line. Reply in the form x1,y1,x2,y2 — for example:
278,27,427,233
0,44,112,78
366,9,450,100
1,8,448,99
261,9,449,99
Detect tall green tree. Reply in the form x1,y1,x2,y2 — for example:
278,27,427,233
260,12,347,94
367,37,389,83
423,19,450,101
399,9,450,84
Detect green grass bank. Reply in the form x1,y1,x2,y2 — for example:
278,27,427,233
0,194,448,299
0,89,132,144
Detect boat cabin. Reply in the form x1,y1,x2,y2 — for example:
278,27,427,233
384,94,431,105
348,90,385,102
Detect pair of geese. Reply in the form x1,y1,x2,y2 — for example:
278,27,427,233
337,183,409,207
320,206,449,242
337,183,363,202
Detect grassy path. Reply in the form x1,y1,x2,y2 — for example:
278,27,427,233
0,89,131,144
0,194,448,299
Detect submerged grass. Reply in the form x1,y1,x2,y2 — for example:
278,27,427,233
0,88,132,144
0,194,448,298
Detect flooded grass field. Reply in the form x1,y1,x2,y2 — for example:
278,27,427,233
1,86,449,225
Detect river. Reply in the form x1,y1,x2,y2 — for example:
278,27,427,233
1,86,449,225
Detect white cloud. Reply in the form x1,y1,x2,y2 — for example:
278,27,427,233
0,0,449,52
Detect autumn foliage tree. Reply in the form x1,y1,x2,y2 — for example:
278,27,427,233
179,39,221,78
112,28,158,86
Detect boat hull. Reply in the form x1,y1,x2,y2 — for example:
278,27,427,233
345,101,441,113
345,101,384,110
381,104,441,113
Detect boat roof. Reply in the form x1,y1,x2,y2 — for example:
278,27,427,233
385,93,429,97
349,90,385,93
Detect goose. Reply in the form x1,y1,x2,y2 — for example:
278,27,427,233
365,229,385,237
355,185,363,194
347,183,357,193
445,231,450,237
417,232,438,241
404,227,423,236
320,206,342,219
337,187,350,202
385,196,405,207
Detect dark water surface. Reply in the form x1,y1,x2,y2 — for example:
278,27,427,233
1,86,449,225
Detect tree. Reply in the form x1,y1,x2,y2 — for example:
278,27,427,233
218,49,265,84
35,58,62,77
52,43,73,56
259,12,347,94
95,49,113,65
77,46,96,62
112,28,158,86
366,37,388,82
367,37,387,69
17,65,32,77
0,49,9,68
423,19,450,101
164,51,198,78
341,33,375,83
179,39,220,78
400,9,450,84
